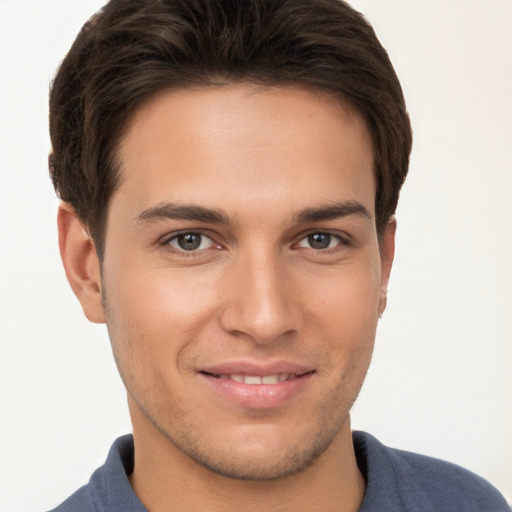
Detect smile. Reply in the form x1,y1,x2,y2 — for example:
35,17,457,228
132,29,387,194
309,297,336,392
203,373,301,384
198,367,315,409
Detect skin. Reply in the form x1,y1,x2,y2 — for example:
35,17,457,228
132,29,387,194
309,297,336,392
58,84,395,512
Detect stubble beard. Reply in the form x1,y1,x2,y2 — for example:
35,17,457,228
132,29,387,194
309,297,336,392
103,287,373,482
126,371,361,482
166,409,348,481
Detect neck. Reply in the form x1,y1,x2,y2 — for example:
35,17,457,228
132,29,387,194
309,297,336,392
128,406,365,512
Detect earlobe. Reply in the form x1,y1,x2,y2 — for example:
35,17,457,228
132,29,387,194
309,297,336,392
378,218,396,317
57,203,105,323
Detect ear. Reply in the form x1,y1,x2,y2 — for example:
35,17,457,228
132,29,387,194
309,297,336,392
57,203,105,323
378,217,396,317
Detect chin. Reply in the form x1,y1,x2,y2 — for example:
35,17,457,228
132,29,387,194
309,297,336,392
183,440,331,481
164,415,348,481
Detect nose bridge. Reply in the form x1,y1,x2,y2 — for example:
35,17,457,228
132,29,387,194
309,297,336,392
220,242,298,343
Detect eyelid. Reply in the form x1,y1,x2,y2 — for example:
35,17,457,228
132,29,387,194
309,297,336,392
160,229,223,254
158,228,353,255
160,228,211,243
293,229,352,248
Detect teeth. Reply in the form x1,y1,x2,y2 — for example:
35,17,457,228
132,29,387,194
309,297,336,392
218,374,293,384
244,375,262,385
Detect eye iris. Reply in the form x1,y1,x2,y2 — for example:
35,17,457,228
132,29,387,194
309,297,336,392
308,233,331,249
177,233,202,250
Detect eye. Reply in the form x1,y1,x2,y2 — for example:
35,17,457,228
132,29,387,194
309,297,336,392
167,232,217,252
297,232,342,250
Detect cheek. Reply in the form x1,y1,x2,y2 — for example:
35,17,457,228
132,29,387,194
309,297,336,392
103,263,223,364
307,262,381,326
108,257,219,320
301,261,381,372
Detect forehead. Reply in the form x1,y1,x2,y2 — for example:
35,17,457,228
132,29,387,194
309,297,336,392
113,84,375,222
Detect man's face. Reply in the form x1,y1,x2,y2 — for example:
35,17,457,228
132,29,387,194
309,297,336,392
98,84,393,479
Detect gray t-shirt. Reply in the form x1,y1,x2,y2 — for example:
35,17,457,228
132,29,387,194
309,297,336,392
48,432,509,511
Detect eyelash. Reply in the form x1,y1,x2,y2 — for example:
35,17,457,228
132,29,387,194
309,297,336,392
295,231,350,253
161,230,221,257
160,230,352,257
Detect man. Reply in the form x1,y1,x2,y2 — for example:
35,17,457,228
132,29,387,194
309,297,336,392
47,0,508,510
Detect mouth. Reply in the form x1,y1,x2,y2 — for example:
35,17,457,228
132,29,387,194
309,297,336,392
197,365,315,409
200,371,312,385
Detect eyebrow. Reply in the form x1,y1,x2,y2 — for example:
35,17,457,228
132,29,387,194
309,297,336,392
135,203,230,226
134,200,371,227
294,201,371,224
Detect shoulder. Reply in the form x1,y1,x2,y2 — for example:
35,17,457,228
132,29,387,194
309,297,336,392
354,431,510,512
389,445,509,510
46,485,96,512
46,435,142,512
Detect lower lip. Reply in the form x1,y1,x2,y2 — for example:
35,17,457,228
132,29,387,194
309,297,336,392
199,373,314,409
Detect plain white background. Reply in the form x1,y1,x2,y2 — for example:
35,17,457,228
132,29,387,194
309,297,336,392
0,0,511,509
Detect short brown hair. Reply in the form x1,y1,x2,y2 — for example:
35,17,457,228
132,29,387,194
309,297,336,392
49,0,412,259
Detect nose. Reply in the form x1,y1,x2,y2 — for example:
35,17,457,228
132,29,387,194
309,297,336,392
218,247,301,345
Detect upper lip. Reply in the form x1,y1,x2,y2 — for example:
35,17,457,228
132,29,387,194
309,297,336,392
198,361,315,377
